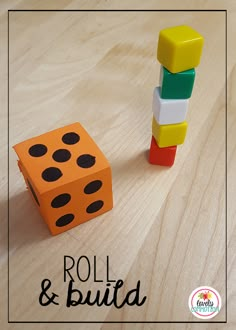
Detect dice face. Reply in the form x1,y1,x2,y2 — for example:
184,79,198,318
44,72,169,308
149,136,177,166
160,66,195,99
152,117,188,148
157,25,204,73
14,123,113,235
43,168,112,235
152,87,188,125
14,124,110,194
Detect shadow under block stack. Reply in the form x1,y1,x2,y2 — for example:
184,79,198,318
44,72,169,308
149,25,204,166
14,123,113,235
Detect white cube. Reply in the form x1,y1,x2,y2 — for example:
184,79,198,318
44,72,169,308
152,87,188,125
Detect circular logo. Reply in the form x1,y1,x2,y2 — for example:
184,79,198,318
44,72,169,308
188,286,221,319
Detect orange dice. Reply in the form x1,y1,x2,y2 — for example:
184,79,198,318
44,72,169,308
13,123,113,235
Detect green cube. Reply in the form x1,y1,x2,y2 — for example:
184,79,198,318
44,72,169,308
160,66,195,99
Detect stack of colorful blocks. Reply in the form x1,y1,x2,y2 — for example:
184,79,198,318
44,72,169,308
149,25,204,166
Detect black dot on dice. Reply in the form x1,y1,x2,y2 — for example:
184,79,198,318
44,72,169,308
42,167,62,182
27,179,40,206
77,154,96,168
28,144,47,157
86,200,104,213
51,193,71,208
55,213,74,227
84,180,102,194
62,132,80,145
52,149,71,162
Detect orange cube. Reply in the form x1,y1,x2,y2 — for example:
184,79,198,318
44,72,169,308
13,123,113,235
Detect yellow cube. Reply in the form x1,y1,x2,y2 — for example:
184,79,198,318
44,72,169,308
152,117,188,147
157,25,204,73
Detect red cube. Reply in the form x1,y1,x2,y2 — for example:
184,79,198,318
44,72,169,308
149,136,177,166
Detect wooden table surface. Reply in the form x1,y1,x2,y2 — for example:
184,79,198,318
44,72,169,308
1,1,235,329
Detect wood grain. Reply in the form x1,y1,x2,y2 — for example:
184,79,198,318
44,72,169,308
0,1,235,329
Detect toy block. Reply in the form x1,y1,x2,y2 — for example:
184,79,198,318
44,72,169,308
152,117,188,148
149,136,177,166
13,123,113,235
152,87,188,125
159,66,195,99
157,25,204,73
